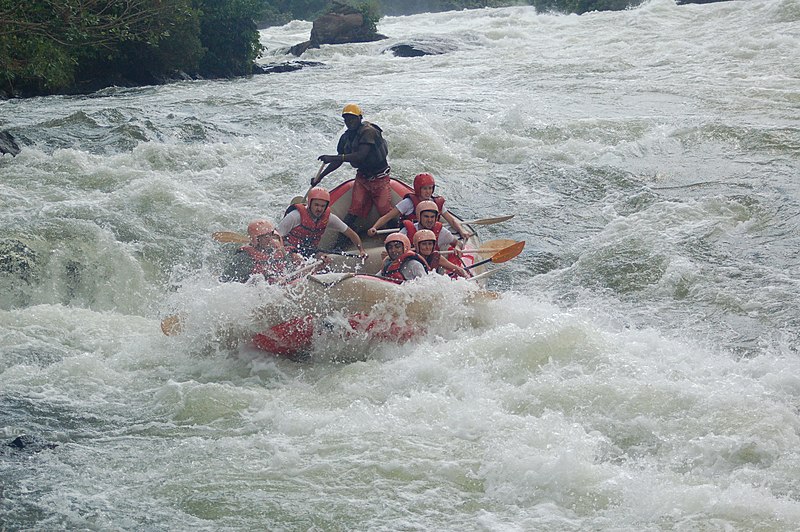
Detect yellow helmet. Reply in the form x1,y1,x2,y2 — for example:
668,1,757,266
341,103,363,117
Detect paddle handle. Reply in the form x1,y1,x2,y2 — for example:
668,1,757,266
310,161,326,187
468,264,506,281
277,260,322,284
440,248,492,255
465,257,492,271
375,228,400,235
316,248,362,258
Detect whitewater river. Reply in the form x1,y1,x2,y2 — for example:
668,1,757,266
2,0,800,529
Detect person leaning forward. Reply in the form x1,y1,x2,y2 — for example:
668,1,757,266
314,104,393,236
276,186,367,261
220,219,298,284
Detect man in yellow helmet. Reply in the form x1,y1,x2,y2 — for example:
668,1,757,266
314,103,392,247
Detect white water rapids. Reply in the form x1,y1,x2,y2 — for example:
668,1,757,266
2,0,800,529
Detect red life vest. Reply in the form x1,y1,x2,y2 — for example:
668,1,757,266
401,194,446,222
381,251,429,282
284,204,330,254
241,245,289,284
402,220,444,249
420,250,441,270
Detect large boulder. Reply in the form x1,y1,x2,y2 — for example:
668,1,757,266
290,2,386,57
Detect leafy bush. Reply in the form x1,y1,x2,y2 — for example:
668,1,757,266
195,0,266,77
0,0,265,97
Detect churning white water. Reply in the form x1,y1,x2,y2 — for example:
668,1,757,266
2,0,800,529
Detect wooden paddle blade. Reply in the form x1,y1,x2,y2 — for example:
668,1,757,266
475,238,518,258
160,314,183,336
460,214,515,226
480,238,517,250
212,231,249,244
491,241,525,264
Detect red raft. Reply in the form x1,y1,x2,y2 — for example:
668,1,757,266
250,177,485,358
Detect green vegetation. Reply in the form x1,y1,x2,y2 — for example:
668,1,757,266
1,0,646,97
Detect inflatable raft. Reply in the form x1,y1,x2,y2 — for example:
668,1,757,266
250,177,488,358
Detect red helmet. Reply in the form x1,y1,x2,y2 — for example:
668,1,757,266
415,200,439,219
384,232,411,254
247,219,275,244
413,229,436,248
307,187,330,205
413,172,436,197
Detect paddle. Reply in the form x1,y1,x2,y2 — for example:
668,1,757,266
376,215,515,235
160,260,322,336
465,241,525,271
455,215,515,226
468,264,508,282
289,162,326,206
440,239,520,256
212,231,249,244
160,314,183,336
276,259,323,284
315,248,363,258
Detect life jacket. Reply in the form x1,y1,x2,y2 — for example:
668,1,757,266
401,194,446,222
402,220,444,249
340,121,389,177
420,250,441,271
381,251,429,282
284,204,330,255
241,245,289,284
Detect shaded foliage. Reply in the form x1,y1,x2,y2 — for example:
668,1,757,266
0,0,265,97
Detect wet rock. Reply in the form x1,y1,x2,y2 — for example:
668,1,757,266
6,434,58,452
0,130,20,156
0,239,37,283
290,2,387,57
385,42,452,58
252,61,324,75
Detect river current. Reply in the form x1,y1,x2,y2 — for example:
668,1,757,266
2,0,800,529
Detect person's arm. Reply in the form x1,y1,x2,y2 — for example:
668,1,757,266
367,207,401,236
438,255,469,278
275,210,301,237
343,227,367,258
401,260,427,281
313,159,342,185
440,231,463,259
441,211,471,239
